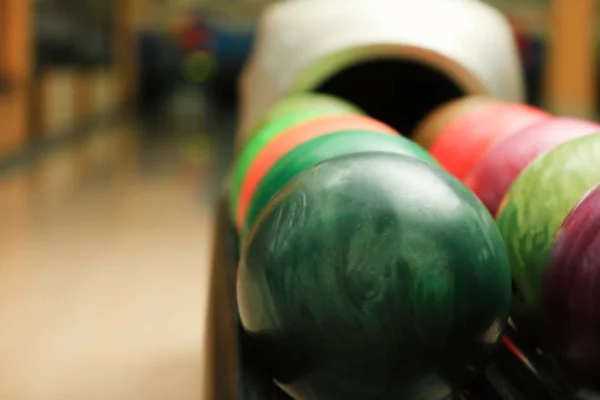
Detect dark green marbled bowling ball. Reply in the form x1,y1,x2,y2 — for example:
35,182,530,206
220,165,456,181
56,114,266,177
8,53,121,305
237,152,512,400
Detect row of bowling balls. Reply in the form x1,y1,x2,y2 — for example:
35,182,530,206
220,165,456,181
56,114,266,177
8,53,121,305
229,92,600,399
413,96,600,380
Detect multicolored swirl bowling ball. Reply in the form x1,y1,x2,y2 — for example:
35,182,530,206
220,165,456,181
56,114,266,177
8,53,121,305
238,152,512,400
496,135,600,331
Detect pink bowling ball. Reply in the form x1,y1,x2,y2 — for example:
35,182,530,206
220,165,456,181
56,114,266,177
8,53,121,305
464,117,600,216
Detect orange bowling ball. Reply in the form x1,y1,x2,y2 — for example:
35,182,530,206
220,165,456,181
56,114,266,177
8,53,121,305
236,114,397,231
413,96,550,180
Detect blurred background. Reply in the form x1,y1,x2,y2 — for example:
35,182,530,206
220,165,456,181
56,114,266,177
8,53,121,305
0,0,597,399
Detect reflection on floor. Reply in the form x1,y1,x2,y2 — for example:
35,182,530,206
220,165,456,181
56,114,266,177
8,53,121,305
0,105,225,399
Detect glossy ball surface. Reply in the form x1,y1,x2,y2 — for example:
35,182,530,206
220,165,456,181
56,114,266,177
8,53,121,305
244,129,435,235
238,153,512,400
464,118,600,216
545,184,600,381
496,135,600,325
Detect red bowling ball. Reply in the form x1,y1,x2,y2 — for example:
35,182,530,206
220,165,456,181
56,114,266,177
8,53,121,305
464,118,600,216
425,100,549,180
545,184,600,383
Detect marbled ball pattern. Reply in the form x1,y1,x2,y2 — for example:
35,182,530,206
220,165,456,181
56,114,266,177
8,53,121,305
238,152,511,400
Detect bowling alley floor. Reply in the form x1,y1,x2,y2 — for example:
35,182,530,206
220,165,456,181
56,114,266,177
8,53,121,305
0,88,233,399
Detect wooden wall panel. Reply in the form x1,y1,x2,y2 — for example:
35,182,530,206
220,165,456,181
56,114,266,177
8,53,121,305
545,0,597,117
0,90,29,156
0,0,31,155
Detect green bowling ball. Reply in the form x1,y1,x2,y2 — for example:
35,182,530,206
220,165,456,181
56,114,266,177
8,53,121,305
496,134,600,327
254,93,363,130
238,152,511,400
244,129,435,236
230,101,363,222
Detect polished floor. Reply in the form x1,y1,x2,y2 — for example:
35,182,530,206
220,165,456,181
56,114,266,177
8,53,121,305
0,97,228,399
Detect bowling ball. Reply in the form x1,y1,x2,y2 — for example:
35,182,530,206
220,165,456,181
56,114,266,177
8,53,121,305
238,152,512,400
230,107,363,221
244,129,435,235
413,96,549,180
236,114,396,231
496,135,600,328
464,118,600,216
413,96,497,148
252,93,363,133
545,184,600,381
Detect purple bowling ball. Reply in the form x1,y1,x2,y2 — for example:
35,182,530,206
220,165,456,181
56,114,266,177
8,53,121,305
545,184,600,382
